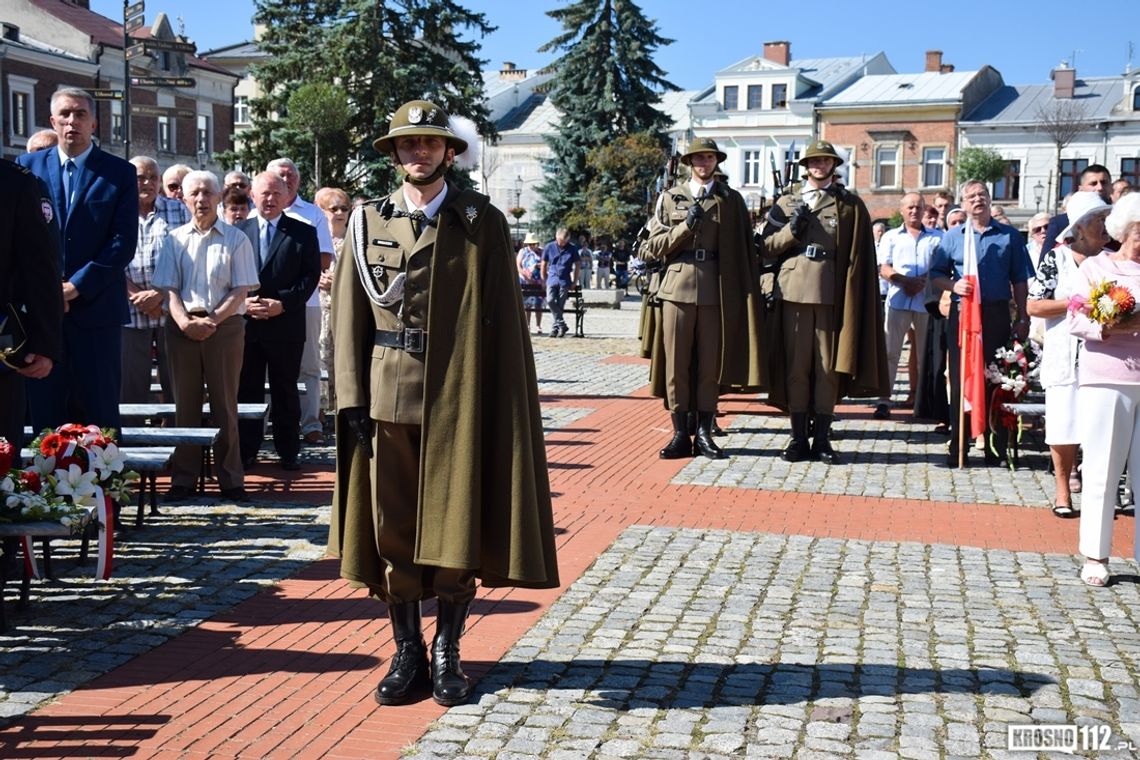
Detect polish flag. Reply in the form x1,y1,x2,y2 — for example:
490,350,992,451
959,227,986,440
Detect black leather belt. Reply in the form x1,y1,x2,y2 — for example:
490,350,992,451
375,328,426,353
677,248,719,261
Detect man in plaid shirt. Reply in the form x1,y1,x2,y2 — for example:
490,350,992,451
122,156,190,403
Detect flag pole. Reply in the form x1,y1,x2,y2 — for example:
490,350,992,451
958,304,967,469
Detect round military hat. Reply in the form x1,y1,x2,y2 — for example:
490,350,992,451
680,137,727,165
798,140,844,167
373,99,469,155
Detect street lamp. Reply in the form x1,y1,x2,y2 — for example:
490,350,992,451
1033,180,1044,213
513,175,523,244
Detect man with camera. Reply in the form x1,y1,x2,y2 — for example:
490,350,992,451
761,140,887,464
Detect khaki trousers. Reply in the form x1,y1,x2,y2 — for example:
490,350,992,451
782,302,838,415
366,420,477,605
881,306,929,403
661,300,721,412
165,316,245,490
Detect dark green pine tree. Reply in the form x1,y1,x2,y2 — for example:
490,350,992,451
235,0,495,197
535,0,676,233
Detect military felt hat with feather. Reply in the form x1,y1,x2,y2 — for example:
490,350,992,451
373,99,469,155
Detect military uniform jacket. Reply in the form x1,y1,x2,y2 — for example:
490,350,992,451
0,159,63,368
760,182,889,404
639,180,766,396
329,183,559,591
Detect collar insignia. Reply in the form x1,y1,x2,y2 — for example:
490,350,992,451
408,107,423,124
465,205,478,222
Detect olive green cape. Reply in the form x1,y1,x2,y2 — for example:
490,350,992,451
639,182,766,402
328,185,559,591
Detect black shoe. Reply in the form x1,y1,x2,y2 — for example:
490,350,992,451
242,455,257,469
164,485,194,503
781,413,811,462
659,412,693,459
280,460,301,471
220,487,251,502
376,602,430,706
431,601,471,706
873,403,890,420
694,412,726,459
811,414,843,465
711,419,727,437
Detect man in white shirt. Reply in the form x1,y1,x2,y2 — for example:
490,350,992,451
268,158,336,445
875,192,940,420
154,171,259,502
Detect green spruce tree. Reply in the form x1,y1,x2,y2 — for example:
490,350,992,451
235,0,494,197
536,0,676,235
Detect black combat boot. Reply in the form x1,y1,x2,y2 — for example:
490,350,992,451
431,600,471,706
659,412,693,459
694,412,726,459
375,601,430,705
711,412,727,437
811,414,843,465
781,413,811,462
686,412,697,436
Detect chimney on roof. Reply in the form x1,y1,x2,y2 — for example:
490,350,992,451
500,61,527,82
1052,62,1076,98
763,41,790,66
941,63,955,74
925,50,943,72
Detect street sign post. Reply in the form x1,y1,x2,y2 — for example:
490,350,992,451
125,16,144,33
126,1,145,17
124,43,146,60
130,104,196,120
134,37,197,54
130,76,196,88
90,89,125,100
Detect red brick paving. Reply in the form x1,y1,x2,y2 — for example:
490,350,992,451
1,375,1132,759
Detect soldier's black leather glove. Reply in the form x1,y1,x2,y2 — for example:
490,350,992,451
790,204,810,239
342,407,374,458
685,202,704,230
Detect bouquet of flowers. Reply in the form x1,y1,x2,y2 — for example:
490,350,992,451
1,424,139,580
1068,280,1137,327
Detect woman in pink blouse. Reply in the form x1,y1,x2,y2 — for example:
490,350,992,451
1069,192,1140,586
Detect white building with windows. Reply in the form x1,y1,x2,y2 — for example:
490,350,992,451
687,41,895,214
960,65,1140,217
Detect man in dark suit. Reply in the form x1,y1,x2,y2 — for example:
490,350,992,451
0,159,63,446
16,87,138,431
1040,164,1112,255
237,172,320,470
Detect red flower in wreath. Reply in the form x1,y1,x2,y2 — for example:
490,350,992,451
40,432,66,458
0,438,13,475
20,470,42,494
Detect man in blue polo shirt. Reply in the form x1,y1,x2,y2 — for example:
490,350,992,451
540,227,580,338
930,179,1035,467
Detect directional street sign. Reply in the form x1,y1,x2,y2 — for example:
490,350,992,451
126,1,145,17
130,104,195,119
125,16,145,33
131,76,196,88
124,43,146,60
90,89,124,101
136,37,196,54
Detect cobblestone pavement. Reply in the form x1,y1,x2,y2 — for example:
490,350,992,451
0,500,330,720
415,525,1140,759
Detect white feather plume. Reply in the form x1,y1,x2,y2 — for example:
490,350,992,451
449,115,482,171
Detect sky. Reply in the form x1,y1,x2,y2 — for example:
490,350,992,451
90,0,1140,90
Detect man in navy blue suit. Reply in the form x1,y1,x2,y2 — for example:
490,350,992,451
17,87,138,432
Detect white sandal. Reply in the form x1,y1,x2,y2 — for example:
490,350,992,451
1080,561,1110,588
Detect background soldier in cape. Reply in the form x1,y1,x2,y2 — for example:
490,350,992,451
0,159,63,447
761,140,888,464
330,100,558,708
640,137,764,460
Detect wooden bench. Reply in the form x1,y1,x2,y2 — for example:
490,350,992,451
0,523,72,632
520,285,587,337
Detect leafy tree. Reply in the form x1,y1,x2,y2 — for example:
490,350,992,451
565,132,665,239
1036,98,1093,210
955,146,1008,186
234,0,495,197
536,0,676,232
287,83,351,188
